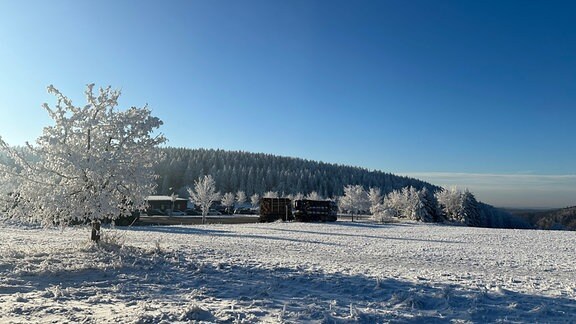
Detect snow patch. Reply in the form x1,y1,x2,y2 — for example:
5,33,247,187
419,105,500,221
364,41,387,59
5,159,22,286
0,222,575,322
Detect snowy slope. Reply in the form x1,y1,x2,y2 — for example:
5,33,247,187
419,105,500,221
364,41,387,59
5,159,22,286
0,221,574,323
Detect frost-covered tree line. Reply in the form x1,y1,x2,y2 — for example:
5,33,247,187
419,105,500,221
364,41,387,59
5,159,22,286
511,206,576,230
154,147,436,198
152,148,528,228
368,186,440,223
351,185,530,228
182,172,529,228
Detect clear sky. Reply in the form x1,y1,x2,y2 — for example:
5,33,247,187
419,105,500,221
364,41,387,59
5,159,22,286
0,1,575,208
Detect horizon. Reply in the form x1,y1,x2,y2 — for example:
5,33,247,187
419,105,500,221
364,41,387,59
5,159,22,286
1,1,574,209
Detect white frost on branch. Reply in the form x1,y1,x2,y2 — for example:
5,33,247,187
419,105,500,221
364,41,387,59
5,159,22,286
0,84,166,226
235,190,247,206
263,191,279,198
221,192,236,214
338,185,369,215
250,193,260,208
187,175,220,224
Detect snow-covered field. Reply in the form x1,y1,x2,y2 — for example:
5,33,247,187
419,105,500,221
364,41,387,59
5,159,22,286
1,221,574,323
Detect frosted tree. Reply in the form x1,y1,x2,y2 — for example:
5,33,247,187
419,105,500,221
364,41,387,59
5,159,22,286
368,187,388,222
435,187,463,223
306,191,322,200
368,187,383,214
385,186,436,222
382,189,405,218
263,191,279,198
435,187,481,226
187,175,221,224
221,192,235,214
236,190,247,207
461,189,482,226
0,84,166,241
338,184,369,221
168,192,178,216
371,203,396,223
250,193,260,208
411,189,430,221
402,186,422,221
419,187,441,222
293,192,304,201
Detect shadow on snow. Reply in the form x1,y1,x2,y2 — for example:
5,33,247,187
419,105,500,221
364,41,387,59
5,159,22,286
119,225,335,246
1,244,574,323
243,222,464,245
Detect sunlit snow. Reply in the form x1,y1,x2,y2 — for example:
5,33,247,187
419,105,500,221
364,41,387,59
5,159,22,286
1,221,574,322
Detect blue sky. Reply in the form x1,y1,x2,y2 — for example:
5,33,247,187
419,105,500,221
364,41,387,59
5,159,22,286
0,1,575,208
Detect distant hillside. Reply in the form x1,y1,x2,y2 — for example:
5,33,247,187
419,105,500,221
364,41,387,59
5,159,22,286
154,147,439,197
510,206,576,230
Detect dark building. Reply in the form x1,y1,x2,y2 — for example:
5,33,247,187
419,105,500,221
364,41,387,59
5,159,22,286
147,195,187,214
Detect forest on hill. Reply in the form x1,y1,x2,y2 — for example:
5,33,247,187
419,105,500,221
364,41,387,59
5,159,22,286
154,147,438,198
510,206,576,230
153,148,530,229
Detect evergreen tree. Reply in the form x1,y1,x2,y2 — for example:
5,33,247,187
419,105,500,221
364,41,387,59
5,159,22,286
152,148,438,198
436,187,482,226
419,187,441,222
462,189,482,226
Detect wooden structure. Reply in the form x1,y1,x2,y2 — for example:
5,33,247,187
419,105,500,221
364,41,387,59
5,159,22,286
293,199,338,222
259,198,293,222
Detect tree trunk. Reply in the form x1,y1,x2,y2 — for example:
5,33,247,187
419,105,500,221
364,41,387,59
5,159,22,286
91,221,101,242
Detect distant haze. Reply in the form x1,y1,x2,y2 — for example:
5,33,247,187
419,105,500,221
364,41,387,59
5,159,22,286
403,172,576,209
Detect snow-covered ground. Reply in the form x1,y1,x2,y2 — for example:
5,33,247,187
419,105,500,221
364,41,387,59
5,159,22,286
0,221,574,323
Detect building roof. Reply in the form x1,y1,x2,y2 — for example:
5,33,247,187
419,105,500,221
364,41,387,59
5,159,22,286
147,195,187,201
